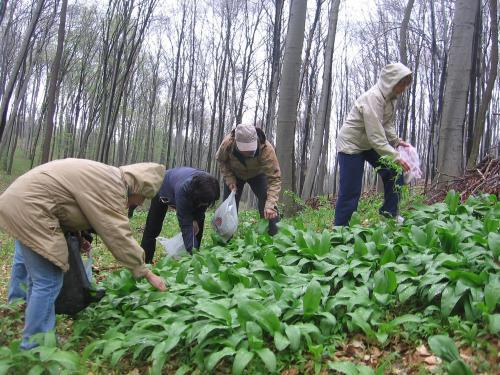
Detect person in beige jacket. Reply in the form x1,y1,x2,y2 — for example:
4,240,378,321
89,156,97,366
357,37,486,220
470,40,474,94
0,158,166,349
215,124,281,235
334,63,412,226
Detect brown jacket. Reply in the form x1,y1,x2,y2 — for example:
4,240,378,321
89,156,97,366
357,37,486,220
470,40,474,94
215,128,281,210
0,159,164,278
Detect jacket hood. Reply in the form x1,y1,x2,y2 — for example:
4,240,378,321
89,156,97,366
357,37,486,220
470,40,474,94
377,63,412,98
119,163,164,199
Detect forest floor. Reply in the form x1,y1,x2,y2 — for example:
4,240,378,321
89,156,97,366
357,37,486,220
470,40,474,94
0,156,499,374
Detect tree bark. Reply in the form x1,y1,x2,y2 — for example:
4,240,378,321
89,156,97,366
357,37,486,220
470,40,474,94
276,0,307,215
467,0,498,168
301,0,340,199
41,0,68,164
436,0,479,184
0,0,45,143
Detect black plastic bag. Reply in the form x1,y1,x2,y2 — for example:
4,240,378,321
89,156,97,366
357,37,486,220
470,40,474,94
55,235,104,315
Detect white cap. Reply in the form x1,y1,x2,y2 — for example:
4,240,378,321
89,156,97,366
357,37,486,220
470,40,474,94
235,124,257,152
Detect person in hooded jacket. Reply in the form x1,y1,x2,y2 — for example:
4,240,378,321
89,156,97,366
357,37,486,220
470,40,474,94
138,167,220,263
334,63,412,226
0,158,167,349
215,124,281,236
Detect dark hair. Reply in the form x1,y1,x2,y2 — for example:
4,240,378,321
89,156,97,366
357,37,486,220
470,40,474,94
186,173,220,208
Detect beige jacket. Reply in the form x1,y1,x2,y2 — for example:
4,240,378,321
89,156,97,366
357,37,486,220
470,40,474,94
337,63,412,159
0,159,164,277
215,128,281,210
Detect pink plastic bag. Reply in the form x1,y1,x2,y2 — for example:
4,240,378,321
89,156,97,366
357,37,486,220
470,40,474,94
397,145,422,184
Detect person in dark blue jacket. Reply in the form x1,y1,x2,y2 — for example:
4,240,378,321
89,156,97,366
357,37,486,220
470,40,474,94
136,167,220,263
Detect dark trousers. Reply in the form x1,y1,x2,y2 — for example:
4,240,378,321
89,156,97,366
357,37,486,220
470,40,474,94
334,150,403,226
223,174,279,236
140,194,204,263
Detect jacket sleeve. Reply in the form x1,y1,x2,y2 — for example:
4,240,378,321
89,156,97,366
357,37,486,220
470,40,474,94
74,192,148,278
360,95,400,159
175,184,197,253
383,102,401,148
260,142,282,210
215,139,237,186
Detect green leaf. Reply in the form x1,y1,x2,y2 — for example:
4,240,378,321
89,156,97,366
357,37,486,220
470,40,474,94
285,325,301,351
448,360,473,375
428,335,461,362
199,301,231,324
303,280,322,316
354,237,368,257
398,285,417,303
328,360,360,375
411,226,427,246
319,230,331,255
380,248,396,265
441,285,464,317
263,251,280,269
232,348,254,375
488,232,500,257
206,347,235,371
484,278,500,312
237,300,280,334
199,273,223,294
176,263,189,283
445,190,459,214
274,331,290,351
256,348,276,373
27,365,44,375
373,269,397,294
488,314,500,334
349,310,375,338
48,351,81,370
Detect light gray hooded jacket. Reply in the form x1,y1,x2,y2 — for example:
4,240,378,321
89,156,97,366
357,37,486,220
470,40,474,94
336,63,412,159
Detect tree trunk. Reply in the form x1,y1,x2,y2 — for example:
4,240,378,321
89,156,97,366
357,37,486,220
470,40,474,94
276,0,307,215
467,0,498,168
0,0,45,143
41,0,68,164
301,0,340,199
264,0,283,140
436,0,479,184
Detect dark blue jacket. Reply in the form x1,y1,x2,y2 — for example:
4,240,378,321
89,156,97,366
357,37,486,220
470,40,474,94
158,167,207,252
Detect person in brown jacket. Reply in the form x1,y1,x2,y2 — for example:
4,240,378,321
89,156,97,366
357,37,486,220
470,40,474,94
215,124,281,235
0,158,167,349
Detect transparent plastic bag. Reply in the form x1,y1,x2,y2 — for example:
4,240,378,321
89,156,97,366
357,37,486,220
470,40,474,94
157,233,188,258
212,191,238,241
397,144,422,184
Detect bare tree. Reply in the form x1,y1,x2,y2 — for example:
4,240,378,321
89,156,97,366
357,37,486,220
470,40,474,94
0,0,45,143
301,0,340,199
41,0,68,163
276,0,307,214
436,0,480,184
467,0,498,168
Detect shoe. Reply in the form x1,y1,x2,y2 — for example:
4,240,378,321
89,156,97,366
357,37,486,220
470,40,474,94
396,215,405,224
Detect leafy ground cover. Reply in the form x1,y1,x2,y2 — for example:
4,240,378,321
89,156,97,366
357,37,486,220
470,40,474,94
0,191,499,374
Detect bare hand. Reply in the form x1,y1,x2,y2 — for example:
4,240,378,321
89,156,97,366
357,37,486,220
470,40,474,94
145,271,167,291
228,183,237,192
79,237,91,254
193,221,199,235
264,207,277,219
398,140,411,148
397,158,411,173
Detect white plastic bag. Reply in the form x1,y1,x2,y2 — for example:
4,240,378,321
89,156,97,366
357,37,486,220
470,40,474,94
397,144,422,184
157,233,189,258
212,191,238,241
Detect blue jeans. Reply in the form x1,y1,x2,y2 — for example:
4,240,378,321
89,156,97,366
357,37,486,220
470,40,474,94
18,241,64,350
334,150,403,226
7,241,28,303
